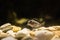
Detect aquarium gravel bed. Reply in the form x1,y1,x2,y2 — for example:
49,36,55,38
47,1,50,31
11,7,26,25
0,19,60,40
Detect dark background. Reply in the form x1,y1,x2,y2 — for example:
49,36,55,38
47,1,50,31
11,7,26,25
0,0,60,26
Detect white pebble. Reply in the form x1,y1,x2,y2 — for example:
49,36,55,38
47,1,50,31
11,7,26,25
34,30,54,40
1,36,17,40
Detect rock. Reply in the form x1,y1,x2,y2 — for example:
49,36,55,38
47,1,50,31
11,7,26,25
0,33,8,38
34,30,55,40
47,27,56,31
52,26,60,30
12,26,21,32
21,36,33,40
6,30,16,37
0,23,13,32
1,36,17,40
0,30,8,38
51,31,60,40
51,35,60,40
0,23,11,28
27,20,41,28
15,28,30,38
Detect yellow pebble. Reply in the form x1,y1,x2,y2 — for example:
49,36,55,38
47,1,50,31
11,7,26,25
12,27,21,32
